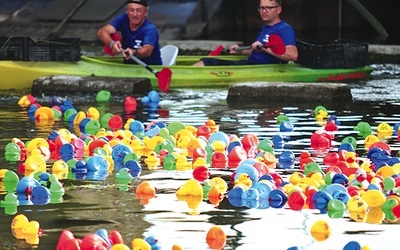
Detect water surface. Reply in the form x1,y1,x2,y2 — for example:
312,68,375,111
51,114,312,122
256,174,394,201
0,63,400,250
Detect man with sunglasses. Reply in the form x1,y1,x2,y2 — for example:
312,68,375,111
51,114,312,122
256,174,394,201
194,0,298,66
97,0,162,65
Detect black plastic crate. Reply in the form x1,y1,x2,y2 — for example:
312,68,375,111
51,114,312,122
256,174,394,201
0,37,28,61
0,37,81,61
296,39,368,69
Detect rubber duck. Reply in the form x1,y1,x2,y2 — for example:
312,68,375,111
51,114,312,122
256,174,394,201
56,230,81,250
16,176,41,196
143,135,166,152
31,185,51,205
354,121,372,138
299,151,315,170
258,151,277,169
187,138,207,158
162,154,176,170
26,138,49,155
205,119,219,132
130,138,146,157
144,151,160,169
228,146,247,168
234,173,252,188
129,120,145,136
192,165,210,182
192,157,209,169
207,185,224,206
124,96,137,112
324,119,338,132
4,142,22,161
108,115,123,131
73,111,87,125
145,235,162,250
18,94,36,108
278,150,295,169
131,238,151,250
79,233,109,250
196,125,212,139
314,105,329,120
176,179,203,197
345,151,359,168
175,134,191,150
1,170,19,193
86,107,100,121
205,144,214,164
11,214,30,239
272,134,285,149
241,133,259,158
49,174,65,197
175,155,192,171
116,168,133,185
211,140,226,154
135,181,156,204
377,122,393,139
209,177,228,194
14,215,42,245
211,152,228,169
0,193,19,215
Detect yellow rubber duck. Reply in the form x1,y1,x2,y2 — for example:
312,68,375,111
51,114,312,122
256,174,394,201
130,138,146,157
144,151,160,169
176,179,203,197
205,119,219,132
211,140,226,153
86,107,100,120
143,135,166,152
175,155,192,171
234,173,252,188
192,157,209,169
344,151,359,168
131,238,151,250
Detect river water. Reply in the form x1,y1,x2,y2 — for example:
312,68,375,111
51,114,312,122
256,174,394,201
0,63,400,250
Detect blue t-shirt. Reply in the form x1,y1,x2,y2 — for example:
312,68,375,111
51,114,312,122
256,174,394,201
110,14,162,65
248,21,296,64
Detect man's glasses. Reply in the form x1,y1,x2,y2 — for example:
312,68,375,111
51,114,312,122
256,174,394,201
258,6,280,12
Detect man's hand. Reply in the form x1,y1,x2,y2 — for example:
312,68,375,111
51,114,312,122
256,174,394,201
229,44,240,54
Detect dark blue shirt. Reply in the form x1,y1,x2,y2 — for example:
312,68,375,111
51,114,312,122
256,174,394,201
110,14,162,65
248,21,296,64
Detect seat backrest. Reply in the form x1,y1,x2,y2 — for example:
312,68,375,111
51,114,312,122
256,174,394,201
160,45,179,66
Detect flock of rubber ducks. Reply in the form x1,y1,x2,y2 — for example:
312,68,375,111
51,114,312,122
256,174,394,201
4,94,400,249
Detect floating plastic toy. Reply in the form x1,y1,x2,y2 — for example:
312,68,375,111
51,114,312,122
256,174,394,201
206,226,226,250
310,220,331,241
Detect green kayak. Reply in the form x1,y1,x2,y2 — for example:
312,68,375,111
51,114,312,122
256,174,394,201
0,55,373,91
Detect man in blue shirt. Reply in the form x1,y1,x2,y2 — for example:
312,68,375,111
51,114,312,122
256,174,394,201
194,0,298,66
97,0,162,65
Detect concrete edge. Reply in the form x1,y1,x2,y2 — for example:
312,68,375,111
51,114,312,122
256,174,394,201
227,82,352,107
31,75,152,96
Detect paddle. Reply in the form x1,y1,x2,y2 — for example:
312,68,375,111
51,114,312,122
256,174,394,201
209,34,286,56
104,33,172,94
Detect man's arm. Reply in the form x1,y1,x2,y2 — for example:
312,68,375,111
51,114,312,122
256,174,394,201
266,45,298,62
97,24,121,55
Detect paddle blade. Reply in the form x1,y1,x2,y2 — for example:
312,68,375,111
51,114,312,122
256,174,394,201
265,34,286,55
157,68,172,94
103,33,121,56
209,45,225,56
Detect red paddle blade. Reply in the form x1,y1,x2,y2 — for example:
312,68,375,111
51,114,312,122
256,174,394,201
104,45,113,56
103,33,121,56
111,33,121,41
265,34,286,55
157,68,172,94
209,45,225,56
